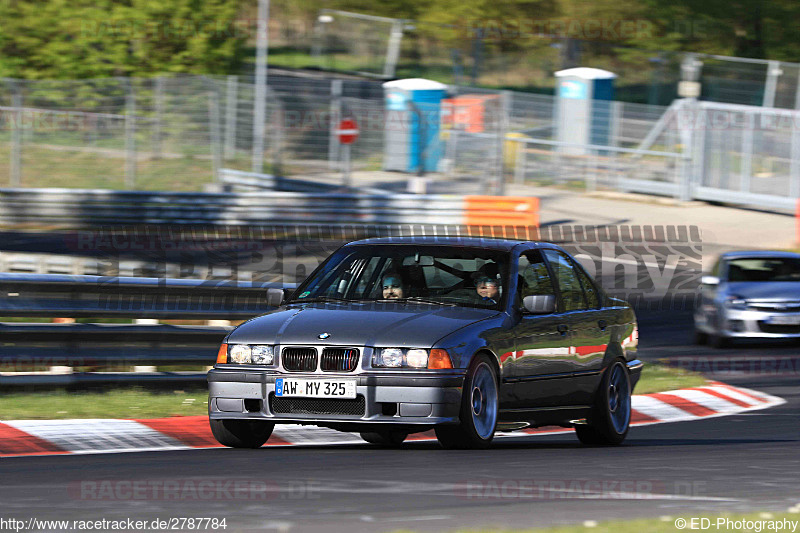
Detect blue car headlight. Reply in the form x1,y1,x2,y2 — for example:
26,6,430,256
724,296,748,310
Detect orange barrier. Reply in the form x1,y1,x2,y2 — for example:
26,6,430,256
796,199,800,245
464,196,540,238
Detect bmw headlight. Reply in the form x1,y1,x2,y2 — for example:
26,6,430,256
229,344,252,364
251,345,274,365
374,348,404,368
372,348,453,369
405,349,429,368
372,348,440,368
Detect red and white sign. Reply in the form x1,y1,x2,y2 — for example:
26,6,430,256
337,118,359,144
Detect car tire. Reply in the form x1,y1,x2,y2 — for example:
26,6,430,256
575,360,631,446
359,431,408,446
435,354,498,450
710,333,730,349
210,419,274,448
694,328,708,345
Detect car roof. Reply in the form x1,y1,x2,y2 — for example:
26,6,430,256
345,236,560,252
721,250,800,260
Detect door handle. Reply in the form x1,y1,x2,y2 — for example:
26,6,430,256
557,324,569,336
598,320,608,331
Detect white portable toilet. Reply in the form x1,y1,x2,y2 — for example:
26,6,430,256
555,67,617,154
382,78,447,173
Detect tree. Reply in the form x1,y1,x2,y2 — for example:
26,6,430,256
0,0,248,79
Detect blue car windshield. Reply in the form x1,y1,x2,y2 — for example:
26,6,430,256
727,257,800,282
290,245,509,309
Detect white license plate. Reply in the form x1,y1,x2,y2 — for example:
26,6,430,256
766,315,800,325
275,378,356,399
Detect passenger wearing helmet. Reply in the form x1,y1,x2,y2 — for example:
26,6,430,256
381,274,405,299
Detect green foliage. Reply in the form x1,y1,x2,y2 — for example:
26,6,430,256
1,0,799,84
0,0,248,79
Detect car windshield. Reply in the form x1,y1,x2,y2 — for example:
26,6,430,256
727,257,800,282
290,245,509,309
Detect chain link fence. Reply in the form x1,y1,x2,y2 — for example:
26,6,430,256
2,71,799,212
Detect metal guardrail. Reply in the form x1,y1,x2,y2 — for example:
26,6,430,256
0,187,468,226
0,273,296,387
0,251,264,280
0,273,289,319
0,187,541,228
219,168,389,195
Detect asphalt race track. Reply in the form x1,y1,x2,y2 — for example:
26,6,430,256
1,308,799,532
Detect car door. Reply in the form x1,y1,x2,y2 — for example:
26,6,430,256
504,249,574,409
540,249,599,406
567,255,615,405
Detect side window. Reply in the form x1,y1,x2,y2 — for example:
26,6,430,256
712,259,723,278
542,249,587,312
573,262,600,309
352,257,384,298
516,250,555,306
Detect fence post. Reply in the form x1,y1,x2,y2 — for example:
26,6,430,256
383,20,404,78
684,101,703,201
587,148,597,192
11,89,22,187
329,79,343,170
790,110,800,198
208,91,223,185
610,101,622,148
740,111,754,193
224,75,238,161
251,0,269,174
495,91,511,195
762,60,781,108
513,138,525,184
446,130,459,178
125,81,137,189
272,94,284,176
153,76,163,159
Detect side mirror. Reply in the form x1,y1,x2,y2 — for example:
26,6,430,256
523,294,555,314
266,288,285,307
701,275,720,286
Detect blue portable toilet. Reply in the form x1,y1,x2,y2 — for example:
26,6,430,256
555,67,616,154
382,78,447,173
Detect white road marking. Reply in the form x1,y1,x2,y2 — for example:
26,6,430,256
631,396,697,421
6,419,184,452
704,385,763,406
666,389,747,413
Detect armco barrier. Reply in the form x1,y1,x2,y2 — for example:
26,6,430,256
0,273,295,387
0,187,539,230
0,273,287,319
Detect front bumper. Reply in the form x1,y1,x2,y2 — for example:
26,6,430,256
696,308,800,338
207,368,465,426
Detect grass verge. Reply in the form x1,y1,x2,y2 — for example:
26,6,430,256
0,361,705,420
0,388,208,420
633,361,708,394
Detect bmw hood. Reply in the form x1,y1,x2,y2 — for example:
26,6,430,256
227,302,500,347
728,282,800,301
